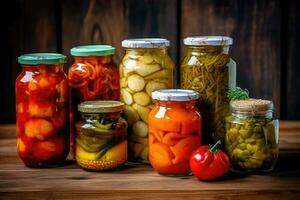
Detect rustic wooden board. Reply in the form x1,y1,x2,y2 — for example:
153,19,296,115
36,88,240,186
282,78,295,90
285,0,300,119
127,0,180,84
0,0,58,123
61,0,127,65
180,0,282,114
0,122,299,199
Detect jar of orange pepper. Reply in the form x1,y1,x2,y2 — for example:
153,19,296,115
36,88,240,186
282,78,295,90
16,53,69,167
68,45,120,157
149,89,202,175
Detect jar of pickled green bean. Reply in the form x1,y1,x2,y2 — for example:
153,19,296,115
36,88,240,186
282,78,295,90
225,99,279,173
180,36,236,145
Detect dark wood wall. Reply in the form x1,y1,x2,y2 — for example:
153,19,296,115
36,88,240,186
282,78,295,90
1,0,299,123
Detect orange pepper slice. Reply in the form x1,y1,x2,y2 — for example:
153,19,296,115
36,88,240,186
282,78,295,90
170,135,200,165
149,143,173,168
162,132,187,146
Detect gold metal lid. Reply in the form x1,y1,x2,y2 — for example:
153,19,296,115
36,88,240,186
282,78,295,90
230,98,273,113
78,101,124,113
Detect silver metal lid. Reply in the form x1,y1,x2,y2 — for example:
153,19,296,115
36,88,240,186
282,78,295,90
152,89,199,101
122,38,170,48
183,36,233,46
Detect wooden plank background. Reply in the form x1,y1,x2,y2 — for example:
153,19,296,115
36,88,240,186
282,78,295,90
1,0,299,123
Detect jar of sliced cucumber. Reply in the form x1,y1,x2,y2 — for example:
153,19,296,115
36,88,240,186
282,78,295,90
225,99,279,173
120,38,174,163
75,101,128,171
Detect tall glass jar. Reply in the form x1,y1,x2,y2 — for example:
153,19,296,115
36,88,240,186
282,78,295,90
69,45,120,158
149,89,202,175
16,53,69,167
180,36,236,145
75,101,127,171
225,99,279,173
120,38,175,163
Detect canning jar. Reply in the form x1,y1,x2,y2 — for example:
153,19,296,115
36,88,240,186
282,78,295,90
75,101,127,171
120,38,175,163
149,89,202,175
69,45,120,157
180,36,236,145
16,53,69,167
225,99,279,173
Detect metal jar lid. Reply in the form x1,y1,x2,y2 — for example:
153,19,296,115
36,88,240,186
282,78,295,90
152,89,199,101
78,101,124,113
230,98,273,114
183,36,233,46
122,38,170,48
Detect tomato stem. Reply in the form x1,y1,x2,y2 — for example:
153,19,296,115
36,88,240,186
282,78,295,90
210,140,221,152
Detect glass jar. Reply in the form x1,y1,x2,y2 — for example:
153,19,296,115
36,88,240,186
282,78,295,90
225,99,279,173
75,101,127,171
69,45,120,158
180,36,236,145
120,38,175,163
149,89,202,175
16,53,69,167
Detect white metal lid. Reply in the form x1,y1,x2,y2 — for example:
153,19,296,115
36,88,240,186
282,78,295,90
183,36,233,46
152,89,199,101
122,38,170,48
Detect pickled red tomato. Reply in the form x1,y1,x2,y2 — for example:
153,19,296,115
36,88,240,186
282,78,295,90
28,101,55,118
34,136,66,161
25,119,55,140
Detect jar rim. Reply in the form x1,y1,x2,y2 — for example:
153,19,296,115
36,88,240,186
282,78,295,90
122,38,170,48
183,36,233,46
78,101,124,113
152,89,199,101
70,45,115,56
18,53,66,65
230,98,273,114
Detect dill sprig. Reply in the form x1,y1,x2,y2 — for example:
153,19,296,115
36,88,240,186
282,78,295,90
227,86,250,100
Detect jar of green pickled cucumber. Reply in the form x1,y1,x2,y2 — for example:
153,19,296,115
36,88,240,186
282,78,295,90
225,99,279,173
75,101,128,171
120,38,175,163
180,36,236,145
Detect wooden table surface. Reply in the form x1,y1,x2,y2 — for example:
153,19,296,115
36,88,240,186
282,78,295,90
0,121,300,200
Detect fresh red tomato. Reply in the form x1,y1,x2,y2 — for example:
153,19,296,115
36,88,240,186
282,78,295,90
190,140,230,181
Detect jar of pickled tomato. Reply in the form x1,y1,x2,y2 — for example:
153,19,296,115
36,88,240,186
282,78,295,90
69,45,120,158
180,36,236,145
148,89,202,175
75,101,127,171
120,38,175,163
16,53,69,167
225,99,279,173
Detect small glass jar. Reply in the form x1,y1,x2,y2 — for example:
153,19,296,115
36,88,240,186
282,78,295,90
180,36,236,144
69,45,120,158
148,89,202,175
16,53,69,167
120,38,175,163
225,99,279,173
75,101,127,171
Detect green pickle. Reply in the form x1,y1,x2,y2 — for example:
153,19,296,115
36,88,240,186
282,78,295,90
225,99,279,173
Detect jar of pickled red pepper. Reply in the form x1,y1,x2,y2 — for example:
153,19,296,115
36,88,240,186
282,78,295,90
16,53,69,167
225,99,279,173
69,45,120,158
120,38,175,163
149,89,202,175
181,36,236,145
75,101,127,171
